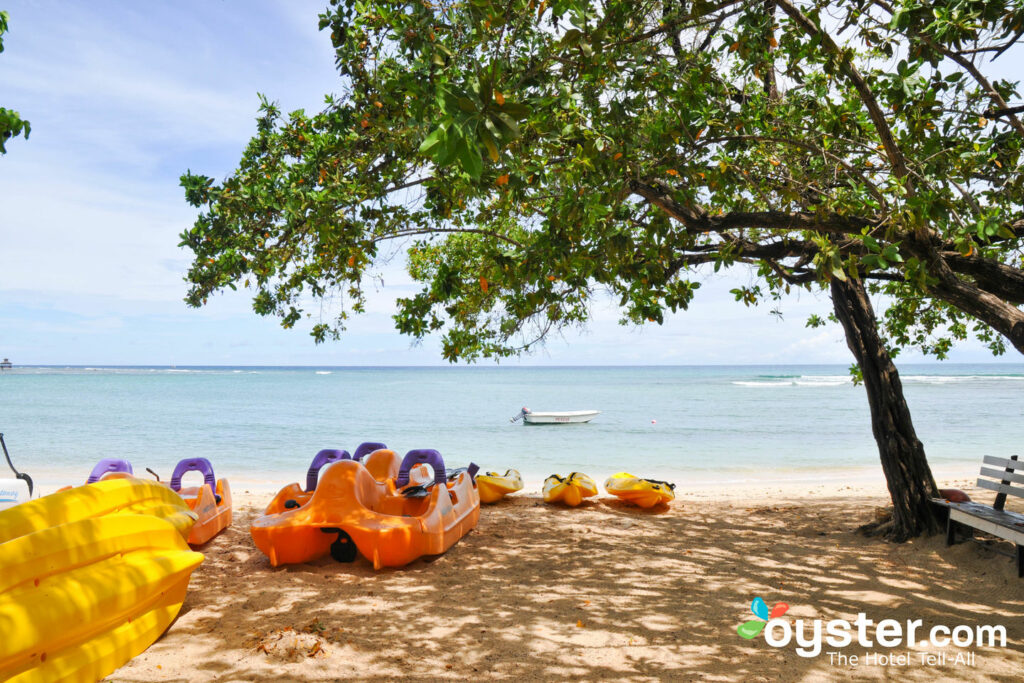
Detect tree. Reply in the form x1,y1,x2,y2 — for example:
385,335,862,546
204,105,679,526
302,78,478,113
0,11,31,154
180,0,1024,541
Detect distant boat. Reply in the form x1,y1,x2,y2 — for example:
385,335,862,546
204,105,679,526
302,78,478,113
510,407,601,425
0,358,11,371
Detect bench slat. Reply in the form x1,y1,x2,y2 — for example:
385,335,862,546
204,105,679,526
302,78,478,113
949,505,1024,545
979,467,1024,485
982,455,1021,471
975,478,1024,499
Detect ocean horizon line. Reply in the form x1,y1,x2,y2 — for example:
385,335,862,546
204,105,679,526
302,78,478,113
8,360,1024,370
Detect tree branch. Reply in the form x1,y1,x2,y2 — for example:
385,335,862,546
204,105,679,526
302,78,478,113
629,179,878,236
984,103,1024,119
775,0,914,195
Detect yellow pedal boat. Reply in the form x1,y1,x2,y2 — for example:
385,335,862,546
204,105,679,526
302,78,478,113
0,514,203,683
0,477,197,544
477,469,523,503
543,472,598,506
604,472,675,508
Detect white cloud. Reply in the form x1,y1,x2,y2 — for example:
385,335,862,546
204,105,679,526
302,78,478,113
0,1,1019,366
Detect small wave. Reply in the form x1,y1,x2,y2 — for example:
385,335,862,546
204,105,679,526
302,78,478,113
315,371,332,375
795,375,849,387
903,374,1024,384
734,375,850,388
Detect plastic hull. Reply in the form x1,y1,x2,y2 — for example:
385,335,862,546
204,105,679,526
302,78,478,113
262,449,419,515
0,478,197,544
477,470,524,503
543,473,598,506
0,479,31,511
0,514,203,682
604,472,675,508
523,410,600,424
177,479,232,545
251,458,480,569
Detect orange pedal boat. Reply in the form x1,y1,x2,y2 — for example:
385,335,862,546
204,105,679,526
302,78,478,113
251,449,480,569
263,443,395,515
166,457,232,545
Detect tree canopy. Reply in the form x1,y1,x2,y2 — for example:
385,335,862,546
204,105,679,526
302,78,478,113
0,11,31,154
180,0,1024,363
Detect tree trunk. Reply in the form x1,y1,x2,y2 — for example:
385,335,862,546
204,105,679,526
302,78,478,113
830,276,942,541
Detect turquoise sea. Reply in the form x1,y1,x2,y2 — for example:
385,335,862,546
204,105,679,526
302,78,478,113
1,364,1022,494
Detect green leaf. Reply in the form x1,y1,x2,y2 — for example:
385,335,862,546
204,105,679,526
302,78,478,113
482,134,499,162
457,136,483,179
483,116,504,143
439,87,460,114
492,112,520,141
881,245,902,263
560,28,583,49
436,122,463,166
419,125,446,155
497,102,530,118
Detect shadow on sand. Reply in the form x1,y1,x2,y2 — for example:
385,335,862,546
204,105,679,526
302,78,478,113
109,491,1024,682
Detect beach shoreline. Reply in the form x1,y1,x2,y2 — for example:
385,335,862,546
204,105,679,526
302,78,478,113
29,463,982,502
107,484,1024,682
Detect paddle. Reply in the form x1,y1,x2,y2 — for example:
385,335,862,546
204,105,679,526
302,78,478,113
1,433,33,496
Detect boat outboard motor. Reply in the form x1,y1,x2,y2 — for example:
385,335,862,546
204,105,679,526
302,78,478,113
509,406,531,423
1,433,33,510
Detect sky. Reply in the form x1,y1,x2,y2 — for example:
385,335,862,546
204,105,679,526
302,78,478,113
0,1,1017,367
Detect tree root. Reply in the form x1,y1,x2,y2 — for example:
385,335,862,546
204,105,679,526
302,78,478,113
857,508,922,543
858,518,892,537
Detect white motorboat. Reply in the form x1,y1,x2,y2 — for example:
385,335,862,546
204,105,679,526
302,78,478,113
510,407,601,425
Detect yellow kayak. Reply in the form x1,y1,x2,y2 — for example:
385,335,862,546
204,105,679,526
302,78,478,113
477,469,524,503
0,477,197,544
543,472,598,506
604,472,675,508
0,514,203,682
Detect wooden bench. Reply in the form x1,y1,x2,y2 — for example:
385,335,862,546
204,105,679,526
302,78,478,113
945,454,1024,578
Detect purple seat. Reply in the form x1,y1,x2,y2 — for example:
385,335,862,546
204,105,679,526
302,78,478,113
352,442,388,462
169,457,217,496
86,458,133,484
395,449,447,488
305,449,351,491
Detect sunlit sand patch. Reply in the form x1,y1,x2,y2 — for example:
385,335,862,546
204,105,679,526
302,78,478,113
107,490,1024,681
638,613,683,632
874,575,930,591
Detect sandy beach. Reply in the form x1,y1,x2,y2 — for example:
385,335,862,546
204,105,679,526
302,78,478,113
106,478,1024,682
